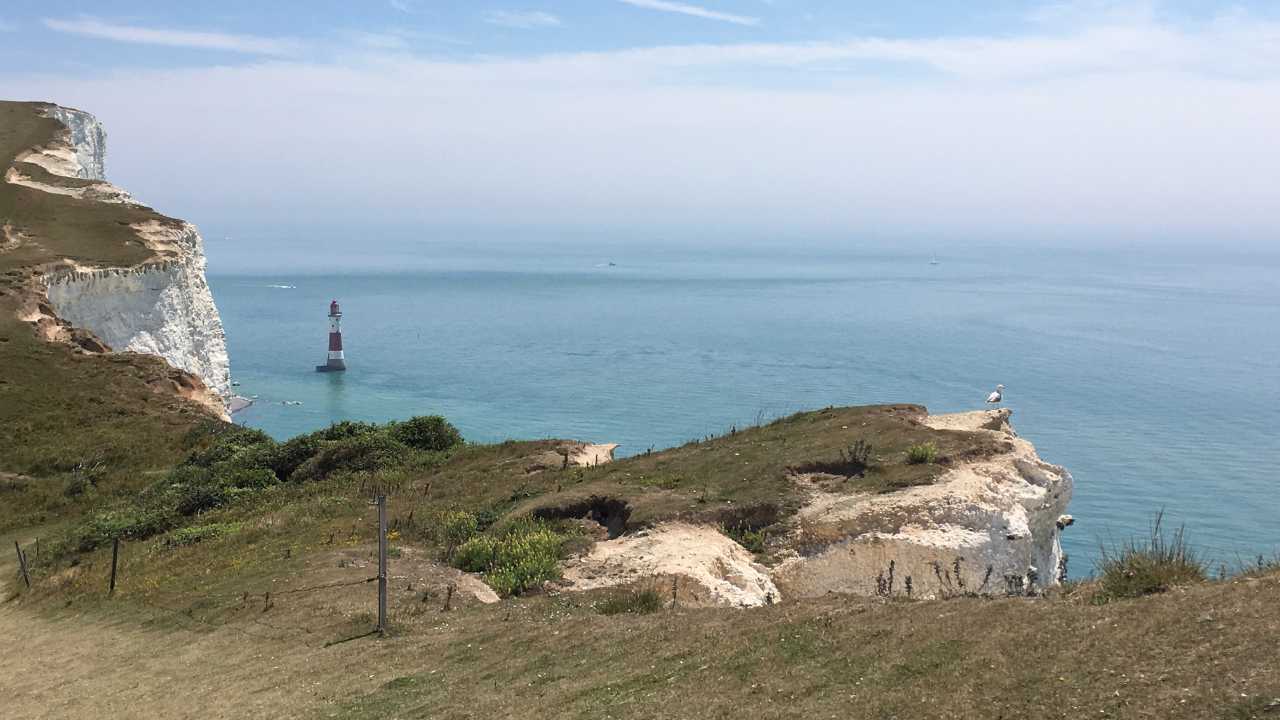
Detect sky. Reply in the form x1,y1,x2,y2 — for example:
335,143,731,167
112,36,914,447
1,1,1278,266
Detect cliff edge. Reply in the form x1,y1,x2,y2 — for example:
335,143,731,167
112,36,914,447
0,101,229,415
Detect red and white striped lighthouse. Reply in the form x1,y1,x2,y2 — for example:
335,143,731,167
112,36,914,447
315,299,347,372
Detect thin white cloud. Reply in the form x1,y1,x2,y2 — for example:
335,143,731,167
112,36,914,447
0,19,15,32
618,0,760,27
42,17,303,56
389,0,413,13
348,31,410,51
483,10,562,29
9,10,1279,245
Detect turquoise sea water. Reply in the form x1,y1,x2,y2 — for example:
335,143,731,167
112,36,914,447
210,246,1280,574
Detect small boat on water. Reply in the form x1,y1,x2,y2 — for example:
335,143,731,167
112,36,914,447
929,253,940,265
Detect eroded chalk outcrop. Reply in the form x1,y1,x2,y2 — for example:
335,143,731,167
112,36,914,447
771,409,1072,599
559,522,780,607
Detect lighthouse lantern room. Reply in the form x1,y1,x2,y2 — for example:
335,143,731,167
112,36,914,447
315,299,347,372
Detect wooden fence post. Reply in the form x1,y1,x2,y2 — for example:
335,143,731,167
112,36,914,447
14,541,30,589
109,537,120,595
377,494,388,635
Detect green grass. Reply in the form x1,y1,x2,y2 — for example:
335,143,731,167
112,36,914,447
906,442,939,465
595,589,663,615
162,522,242,548
10,403,1016,606
0,101,171,273
313,568,1280,720
36,416,464,565
1094,511,1207,603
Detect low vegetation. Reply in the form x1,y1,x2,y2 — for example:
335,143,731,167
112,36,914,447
1094,511,1207,603
44,416,463,561
452,518,575,597
595,588,664,615
905,441,938,465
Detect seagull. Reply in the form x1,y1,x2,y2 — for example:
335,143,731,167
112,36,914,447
986,384,1004,404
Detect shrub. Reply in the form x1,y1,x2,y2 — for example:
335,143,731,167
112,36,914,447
313,420,380,442
163,522,240,548
212,465,277,490
185,425,275,468
906,442,938,465
174,481,229,517
451,519,568,596
846,439,873,467
722,523,768,554
438,510,479,560
453,535,498,573
268,435,322,480
1095,511,1206,602
597,589,663,616
77,508,178,551
63,474,93,498
292,433,412,483
388,416,463,453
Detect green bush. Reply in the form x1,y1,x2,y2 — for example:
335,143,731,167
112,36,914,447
1096,512,1206,602
174,481,229,516
163,522,241,548
438,510,479,559
314,420,381,441
906,442,938,465
212,465,277,490
292,433,412,483
77,507,178,551
453,535,498,573
722,523,768,554
597,589,663,616
185,425,275,468
388,416,463,452
268,435,322,480
451,520,568,596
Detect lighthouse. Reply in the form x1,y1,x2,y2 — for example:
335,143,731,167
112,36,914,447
315,299,347,372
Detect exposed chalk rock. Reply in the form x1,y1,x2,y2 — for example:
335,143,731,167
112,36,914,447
45,235,231,401
771,409,1073,599
560,522,779,607
19,105,232,408
43,105,107,180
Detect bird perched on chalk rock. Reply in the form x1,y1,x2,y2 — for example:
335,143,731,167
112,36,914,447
986,384,1004,404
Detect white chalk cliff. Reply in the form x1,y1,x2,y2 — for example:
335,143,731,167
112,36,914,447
23,106,231,408
772,408,1073,599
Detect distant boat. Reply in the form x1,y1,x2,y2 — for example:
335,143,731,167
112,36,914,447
608,261,617,267
929,253,940,265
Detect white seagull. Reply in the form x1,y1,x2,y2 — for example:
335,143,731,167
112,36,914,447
986,384,1004,404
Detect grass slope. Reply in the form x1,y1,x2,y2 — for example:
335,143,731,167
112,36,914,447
0,100,218,533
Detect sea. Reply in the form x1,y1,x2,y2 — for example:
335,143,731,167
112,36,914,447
209,244,1280,575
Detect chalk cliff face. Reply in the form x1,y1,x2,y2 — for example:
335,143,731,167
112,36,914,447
42,106,107,180
771,409,1073,599
28,106,232,406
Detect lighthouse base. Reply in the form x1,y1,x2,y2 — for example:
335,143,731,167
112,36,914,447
315,359,347,372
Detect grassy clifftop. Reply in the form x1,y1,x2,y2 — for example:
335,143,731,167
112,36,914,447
0,101,219,532
1,404,1276,719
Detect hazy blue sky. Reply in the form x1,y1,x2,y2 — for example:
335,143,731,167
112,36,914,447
2,1,1278,264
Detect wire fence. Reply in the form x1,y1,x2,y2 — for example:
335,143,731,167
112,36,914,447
8,496,392,645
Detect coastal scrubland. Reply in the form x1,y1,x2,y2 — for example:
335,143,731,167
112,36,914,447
2,406,1278,719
